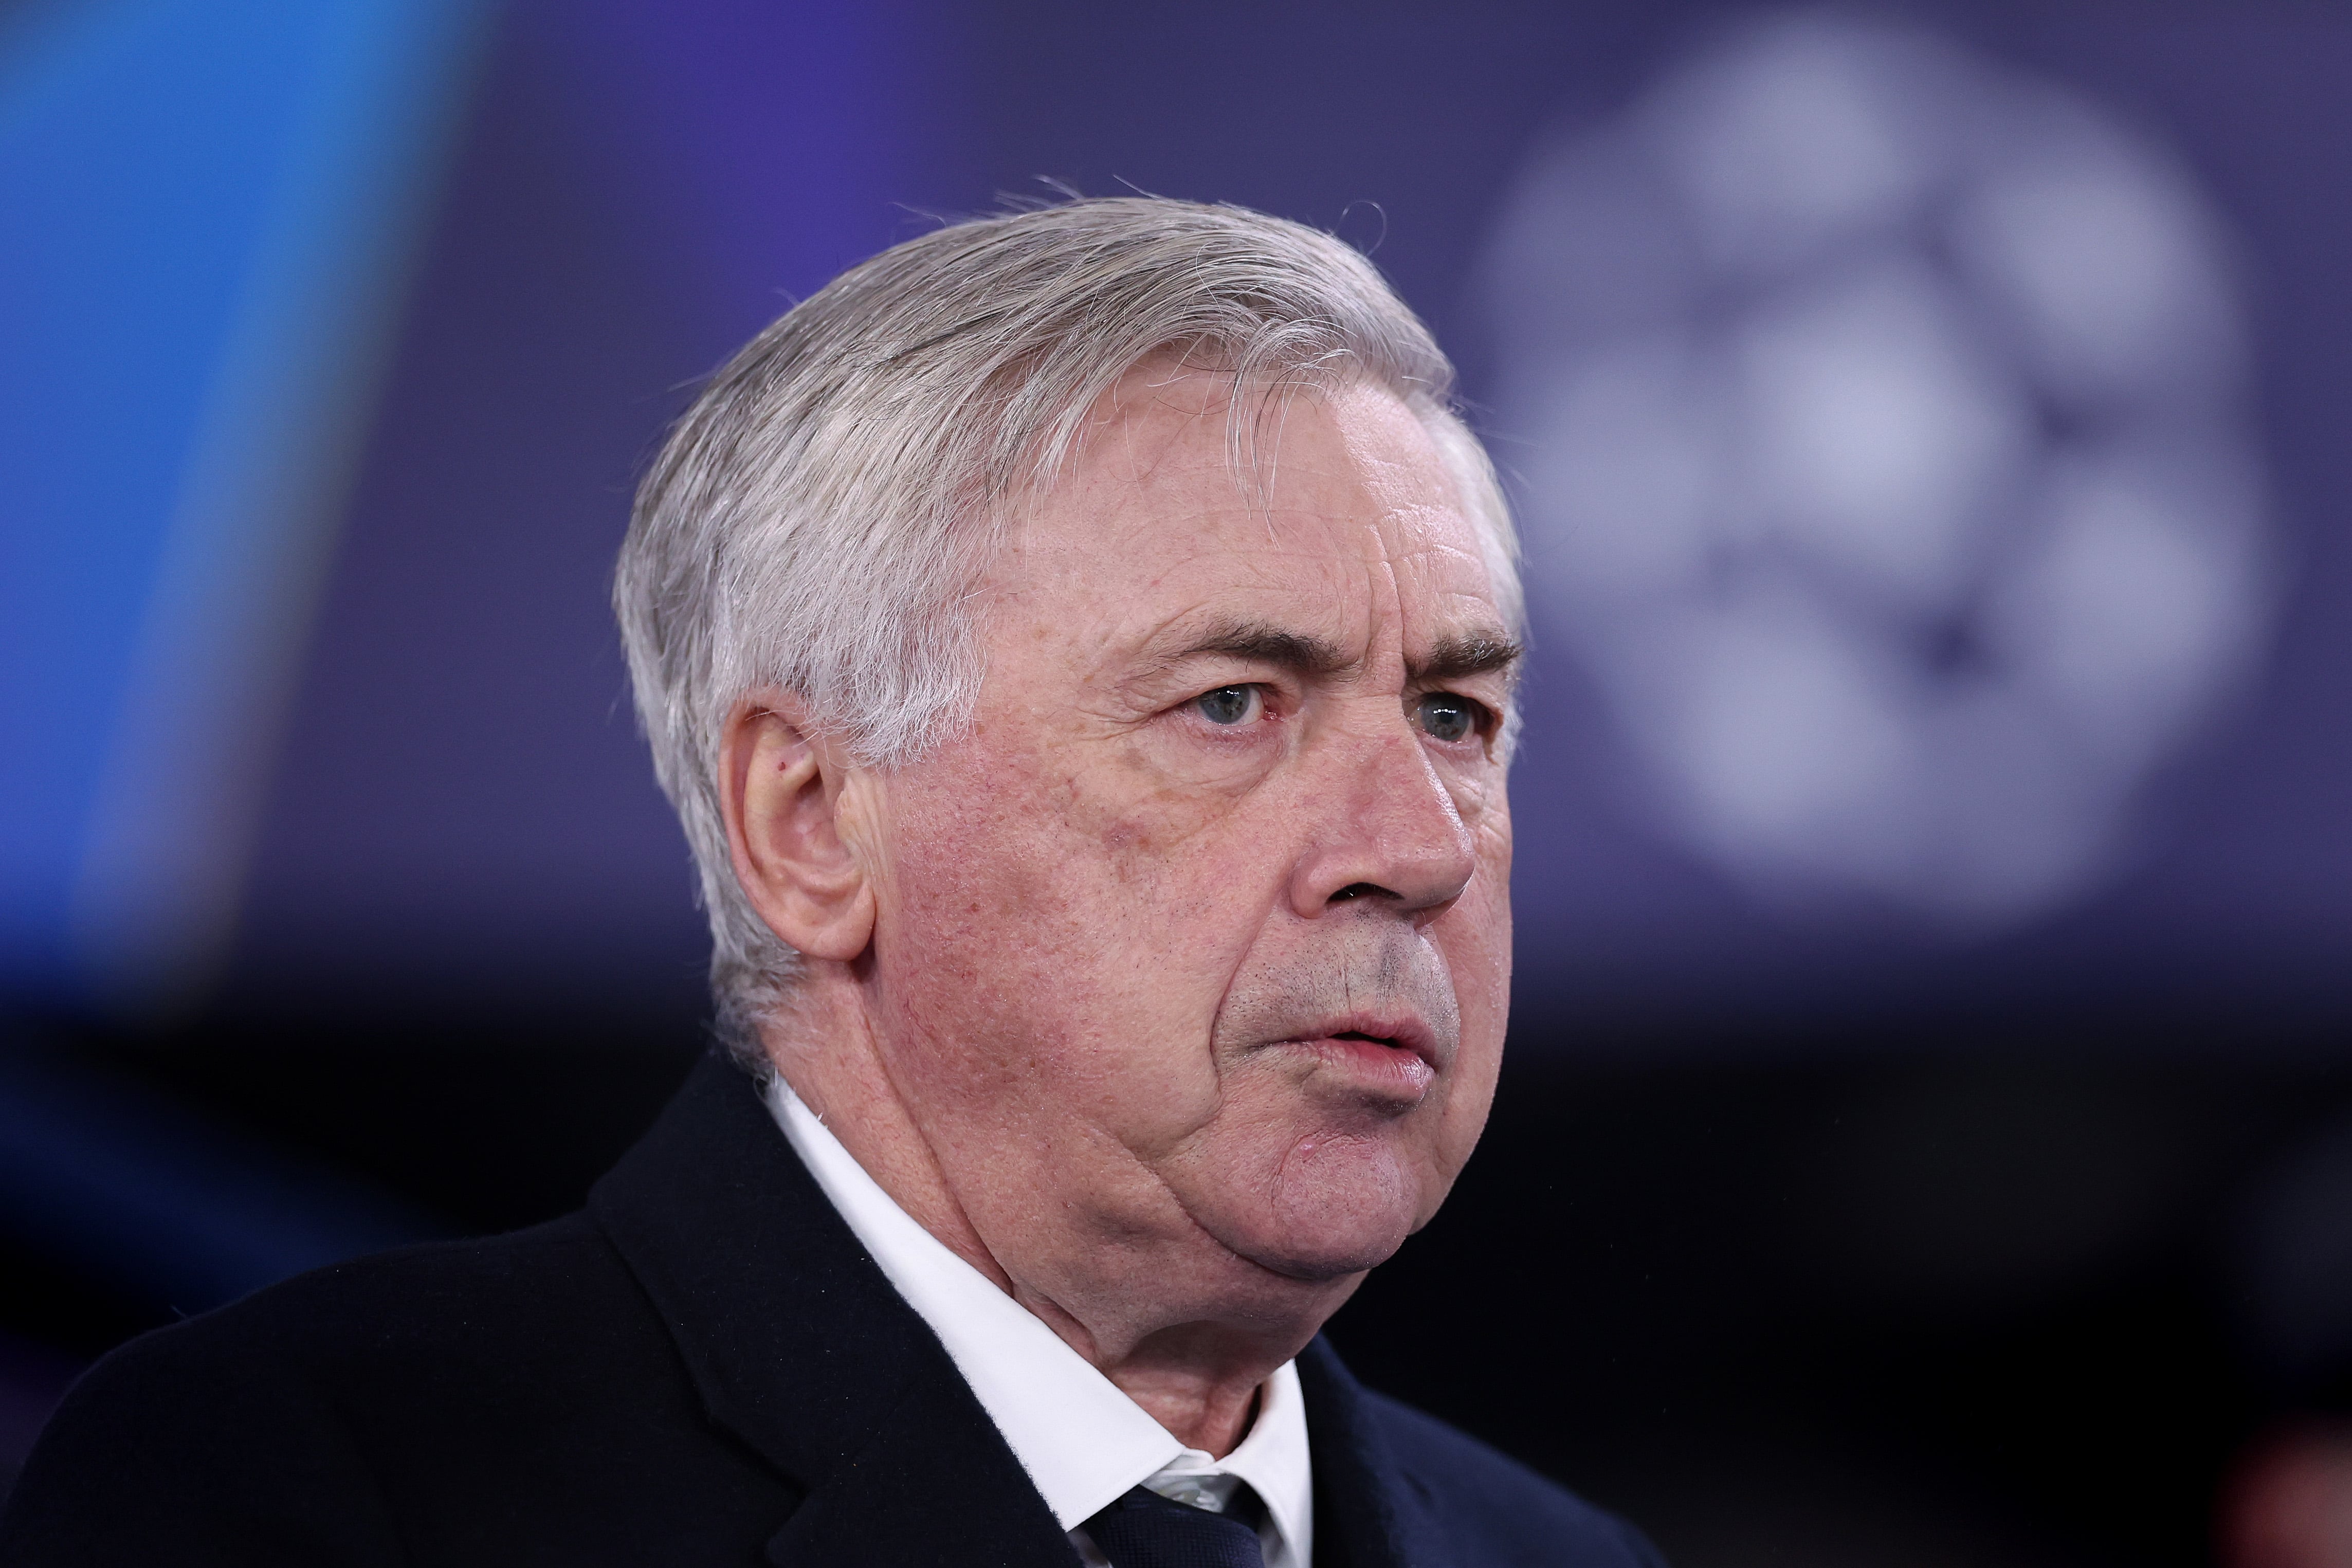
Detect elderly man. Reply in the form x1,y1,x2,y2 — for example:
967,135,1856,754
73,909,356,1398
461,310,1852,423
1,199,1661,1567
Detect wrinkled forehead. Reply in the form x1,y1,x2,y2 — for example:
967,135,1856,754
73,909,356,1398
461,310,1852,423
1061,361,1445,505
991,368,1504,642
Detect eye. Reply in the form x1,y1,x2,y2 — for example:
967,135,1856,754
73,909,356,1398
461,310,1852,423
1195,685,1263,726
1414,692,1481,744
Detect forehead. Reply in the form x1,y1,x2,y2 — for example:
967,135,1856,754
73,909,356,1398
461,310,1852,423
990,370,1500,642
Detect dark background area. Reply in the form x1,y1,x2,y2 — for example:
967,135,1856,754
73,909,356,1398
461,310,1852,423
10,3,2352,1564
17,1008,2347,1567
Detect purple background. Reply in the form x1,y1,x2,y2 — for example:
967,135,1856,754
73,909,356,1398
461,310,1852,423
12,8,2352,1564
227,0,2352,1052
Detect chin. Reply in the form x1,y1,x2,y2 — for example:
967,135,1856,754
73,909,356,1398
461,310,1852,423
1242,1225,1412,1283
1244,1131,1426,1280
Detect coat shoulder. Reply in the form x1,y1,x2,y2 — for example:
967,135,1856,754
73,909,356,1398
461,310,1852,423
1360,1390,1668,1568
53,1210,644,1403
0,1215,788,1566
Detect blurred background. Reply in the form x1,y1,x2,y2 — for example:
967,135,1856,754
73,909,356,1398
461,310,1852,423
6,0,2352,1562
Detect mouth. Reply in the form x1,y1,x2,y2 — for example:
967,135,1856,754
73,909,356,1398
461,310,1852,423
1273,1015,1442,1101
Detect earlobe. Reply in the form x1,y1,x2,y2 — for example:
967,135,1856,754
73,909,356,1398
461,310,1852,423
719,692,878,964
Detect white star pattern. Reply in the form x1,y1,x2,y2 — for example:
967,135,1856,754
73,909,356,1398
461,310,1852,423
1484,13,2273,926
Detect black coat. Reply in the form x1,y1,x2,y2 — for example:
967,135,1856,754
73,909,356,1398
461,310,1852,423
0,1053,1664,1566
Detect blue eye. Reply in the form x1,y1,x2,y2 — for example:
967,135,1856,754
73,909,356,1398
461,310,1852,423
1416,693,1479,743
1196,686,1260,726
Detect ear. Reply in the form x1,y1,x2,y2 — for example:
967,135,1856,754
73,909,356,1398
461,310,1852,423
718,689,879,964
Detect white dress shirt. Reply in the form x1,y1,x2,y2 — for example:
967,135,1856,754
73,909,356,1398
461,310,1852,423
763,1079,1314,1567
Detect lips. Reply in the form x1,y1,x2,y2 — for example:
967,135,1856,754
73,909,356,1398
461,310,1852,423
1274,1013,1443,1099
1292,1013,1439,1066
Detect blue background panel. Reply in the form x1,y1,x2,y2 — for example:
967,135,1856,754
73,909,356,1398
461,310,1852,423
0,0,485,1004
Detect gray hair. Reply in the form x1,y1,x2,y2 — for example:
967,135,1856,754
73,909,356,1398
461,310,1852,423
613,196,1520,1048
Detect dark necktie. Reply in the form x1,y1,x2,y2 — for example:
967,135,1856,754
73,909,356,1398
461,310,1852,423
1084,1483,1268,1568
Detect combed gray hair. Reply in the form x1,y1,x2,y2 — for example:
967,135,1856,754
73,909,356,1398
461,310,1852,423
614,196,1520,1049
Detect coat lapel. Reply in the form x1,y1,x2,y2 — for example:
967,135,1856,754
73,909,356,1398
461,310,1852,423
1296,1339,1455,1568
589,1052,1081,1567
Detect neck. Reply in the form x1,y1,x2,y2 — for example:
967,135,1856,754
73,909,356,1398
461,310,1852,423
759,966,1350,1456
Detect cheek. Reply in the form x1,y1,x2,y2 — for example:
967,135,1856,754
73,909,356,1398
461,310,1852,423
868,760,1081,1093
1091,735,1272,884
1418,827,1514,1200
900,733,1278,984
882,754,1204,977
1455,807,1514,1029
1453,859,1512,1040
870,750,1255,1141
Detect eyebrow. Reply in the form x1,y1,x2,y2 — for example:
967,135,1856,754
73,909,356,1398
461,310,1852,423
1179,622,1350,676
1412,633,1524,687
1169,619,1523,686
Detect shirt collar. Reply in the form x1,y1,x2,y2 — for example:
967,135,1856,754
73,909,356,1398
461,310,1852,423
762,1079,1312,1562
1145,1359,1312,1563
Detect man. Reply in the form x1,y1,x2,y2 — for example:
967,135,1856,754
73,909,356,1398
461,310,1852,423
1,198,1662,1566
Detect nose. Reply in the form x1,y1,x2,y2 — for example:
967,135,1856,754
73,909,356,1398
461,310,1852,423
1287,720,1479,919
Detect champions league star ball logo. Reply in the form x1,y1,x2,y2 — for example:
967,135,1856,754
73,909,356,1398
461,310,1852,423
1484,13,2274,926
